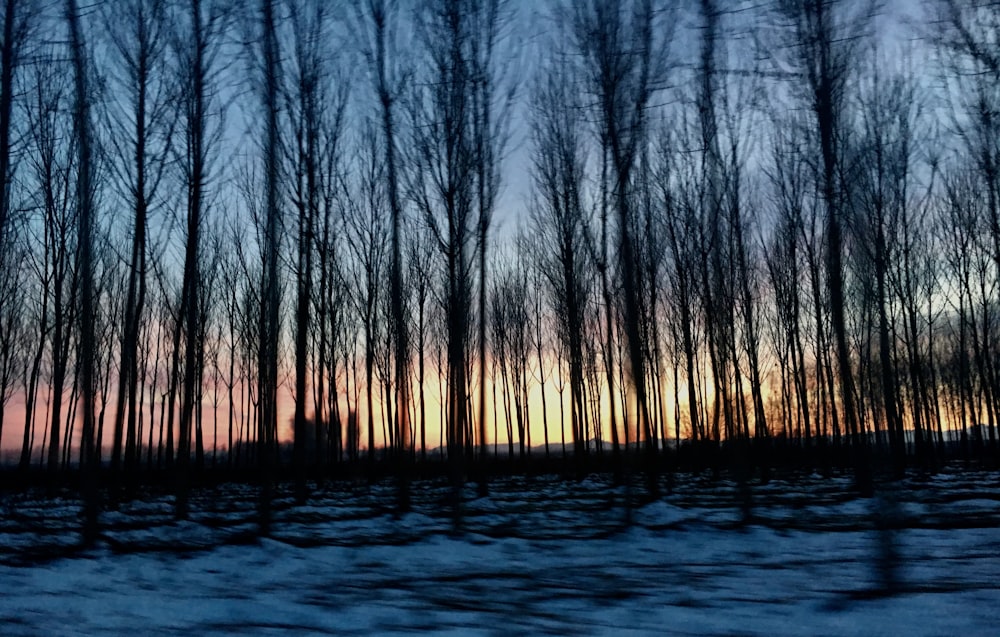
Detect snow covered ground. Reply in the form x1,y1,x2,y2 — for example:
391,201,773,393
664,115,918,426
1,471,998,635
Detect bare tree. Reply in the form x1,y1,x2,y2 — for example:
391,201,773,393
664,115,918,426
407,220,436,461
256,0,281,530
489,245,530,460
851,56,927,471
0,2,32,450
0,234,22,452
932,0,1000,451
102,0,174,477
358,0,413,504
469,0,514,489
284,0,343,498
65,0,99,542
774,0,876,484
0,0,31,267
408,0,477,496
763,118,814,448
528,48,590,463
656,126,704,448
569,0,669,461
173,0,229,517
345,124,390,468
20,47,77,478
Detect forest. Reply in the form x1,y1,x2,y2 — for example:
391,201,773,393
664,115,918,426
0,0,999,536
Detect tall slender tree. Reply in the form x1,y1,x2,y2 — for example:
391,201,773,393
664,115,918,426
775,0,875,484
103,0,174,477
528,50,590,462
409,0,476,495
359,0,412,504
570,0,668,457
173,0,228,517
256,0,281,533
65,0,99,542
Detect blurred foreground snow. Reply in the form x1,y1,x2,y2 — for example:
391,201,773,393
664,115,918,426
1,471,998,635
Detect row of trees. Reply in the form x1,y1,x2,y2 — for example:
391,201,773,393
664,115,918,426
0,0,998,498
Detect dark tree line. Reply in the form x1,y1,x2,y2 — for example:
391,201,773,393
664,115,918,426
1,0,1000,525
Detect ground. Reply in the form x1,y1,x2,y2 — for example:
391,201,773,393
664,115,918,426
1,470,999,635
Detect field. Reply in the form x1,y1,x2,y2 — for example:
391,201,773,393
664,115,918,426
1,469,999,635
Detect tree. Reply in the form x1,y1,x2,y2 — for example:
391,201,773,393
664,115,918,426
407,220,436,461
344,124,390,468
102,0,174,478
254,0,282,535
65,0,99,543
774,0,876,484
528,49,590,462
0,0,30,269
0,233,22,453
851,56,927,471
468,0,513,489
932,0,1000,451
490,244,530,459
763,117,814,447
284,0,338,498
570,0,670,459
0,1,32,451
173,0,229,517
655,125,704,447
409,0,477,493
19,46,78,478
359,0,412,504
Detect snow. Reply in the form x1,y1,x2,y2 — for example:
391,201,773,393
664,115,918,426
1,471,999,635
